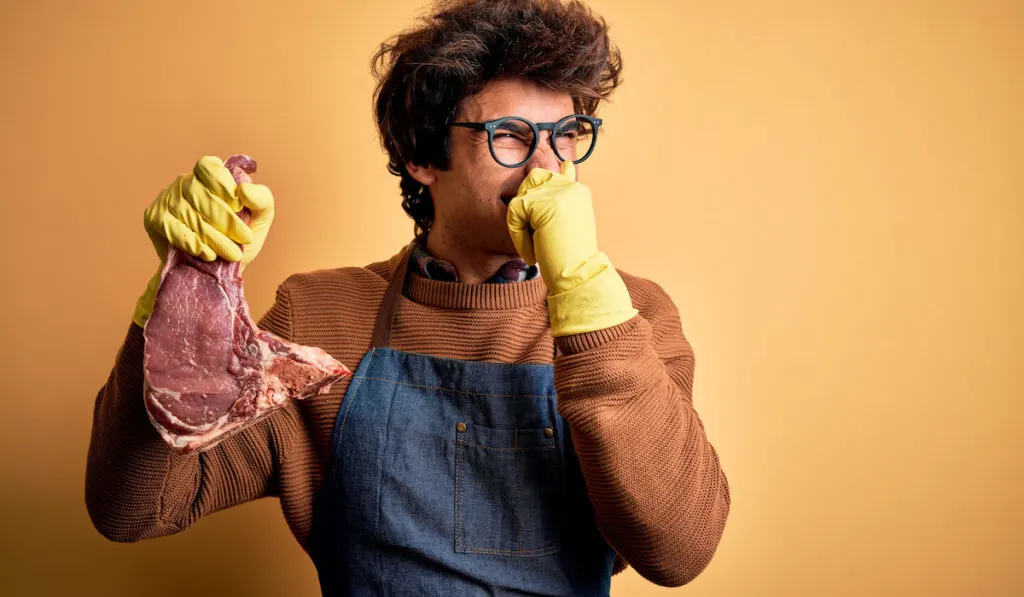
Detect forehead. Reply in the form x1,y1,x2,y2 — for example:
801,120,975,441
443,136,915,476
458,78,575,123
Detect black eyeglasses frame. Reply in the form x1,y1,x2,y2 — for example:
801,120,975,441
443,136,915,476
450,114,603,168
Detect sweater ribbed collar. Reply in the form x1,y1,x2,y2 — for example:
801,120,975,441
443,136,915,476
385,242,548,311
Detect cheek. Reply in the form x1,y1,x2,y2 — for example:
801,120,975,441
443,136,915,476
458,161,512,203
446,139,522,210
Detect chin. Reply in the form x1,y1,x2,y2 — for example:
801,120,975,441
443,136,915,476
493,234,523,260
470,225,520,259
451,208,523,259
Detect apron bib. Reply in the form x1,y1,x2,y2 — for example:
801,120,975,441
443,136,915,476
312,244,616,596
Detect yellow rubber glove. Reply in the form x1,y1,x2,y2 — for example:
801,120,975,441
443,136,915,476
132,156,275,328
507,160,638,337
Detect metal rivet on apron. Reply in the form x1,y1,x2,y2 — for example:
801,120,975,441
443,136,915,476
456,422,467,433
544,427,554,438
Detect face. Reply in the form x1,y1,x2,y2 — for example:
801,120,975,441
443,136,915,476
407,78,578,258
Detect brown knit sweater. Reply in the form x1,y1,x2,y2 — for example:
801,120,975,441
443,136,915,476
86,245,730,587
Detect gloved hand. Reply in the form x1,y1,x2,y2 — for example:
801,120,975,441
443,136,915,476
132,156,275,328
506,160,638,337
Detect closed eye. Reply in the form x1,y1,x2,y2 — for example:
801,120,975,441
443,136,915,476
556,121,583,138
493,132,531,144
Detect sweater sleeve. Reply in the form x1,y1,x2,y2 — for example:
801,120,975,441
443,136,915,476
85,280,304,542
552,277,731,587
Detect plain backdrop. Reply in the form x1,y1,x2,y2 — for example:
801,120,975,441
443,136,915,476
1,0,1021,595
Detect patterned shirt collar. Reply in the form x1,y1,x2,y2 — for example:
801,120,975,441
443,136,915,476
409,242,539,284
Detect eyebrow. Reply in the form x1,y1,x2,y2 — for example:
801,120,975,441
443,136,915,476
495,120,530,134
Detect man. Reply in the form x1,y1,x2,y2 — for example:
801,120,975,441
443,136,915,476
86,0,730,594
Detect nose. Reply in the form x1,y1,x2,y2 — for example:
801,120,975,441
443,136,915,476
525,131,562,173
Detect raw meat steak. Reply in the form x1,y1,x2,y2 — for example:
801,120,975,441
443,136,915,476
142,154,351,454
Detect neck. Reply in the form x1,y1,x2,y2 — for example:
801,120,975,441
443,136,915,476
424,227,519,285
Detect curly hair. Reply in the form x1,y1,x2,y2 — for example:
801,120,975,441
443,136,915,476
371,0,623,241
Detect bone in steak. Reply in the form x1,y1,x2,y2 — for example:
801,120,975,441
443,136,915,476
143,154,351,454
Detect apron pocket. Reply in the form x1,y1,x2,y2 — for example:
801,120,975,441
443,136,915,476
454,421,564,557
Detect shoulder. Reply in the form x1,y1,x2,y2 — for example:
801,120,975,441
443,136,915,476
263,251,406,351
277,247,406,301
617,268,695,371
617,269,681,322
280,265,386,299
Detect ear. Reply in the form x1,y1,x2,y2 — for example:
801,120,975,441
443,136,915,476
406,162,438,186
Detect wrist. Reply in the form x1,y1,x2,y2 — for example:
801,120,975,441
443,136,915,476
132,263,165,328
541,248,607,296
546,256,637,337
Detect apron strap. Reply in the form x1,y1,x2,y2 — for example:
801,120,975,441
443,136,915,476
370,241,416,349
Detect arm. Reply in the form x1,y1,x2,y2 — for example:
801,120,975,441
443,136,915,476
554,279,731,587
507,162,730,584
85,282,300,542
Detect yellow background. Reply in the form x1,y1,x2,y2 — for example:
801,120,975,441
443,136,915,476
1,0,1021,595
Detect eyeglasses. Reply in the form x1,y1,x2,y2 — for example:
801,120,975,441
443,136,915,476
450,114,602,168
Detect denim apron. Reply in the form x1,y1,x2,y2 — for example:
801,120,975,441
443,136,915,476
311,244,617,596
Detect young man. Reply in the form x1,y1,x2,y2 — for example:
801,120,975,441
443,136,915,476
86,1,730,594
